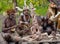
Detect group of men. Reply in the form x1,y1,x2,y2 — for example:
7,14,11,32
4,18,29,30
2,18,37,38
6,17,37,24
1,0,60,44
1,5,32,44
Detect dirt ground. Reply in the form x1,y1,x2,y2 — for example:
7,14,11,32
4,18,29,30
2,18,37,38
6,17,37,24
0,15,5,32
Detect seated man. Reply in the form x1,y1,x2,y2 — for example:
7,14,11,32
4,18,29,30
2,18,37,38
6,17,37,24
16,7,31,36
2,9,21,44
46,19,56,34
19,9,31,26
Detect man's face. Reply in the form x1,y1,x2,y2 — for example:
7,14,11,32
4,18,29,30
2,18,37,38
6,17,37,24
50,2,57,8
48,20,52,24
23,9,30,15
8,13,15,19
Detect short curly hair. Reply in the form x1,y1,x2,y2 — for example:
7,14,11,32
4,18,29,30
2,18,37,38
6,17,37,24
6,9,16,15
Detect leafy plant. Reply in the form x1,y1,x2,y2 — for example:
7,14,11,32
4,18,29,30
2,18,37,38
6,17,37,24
0,0,49,15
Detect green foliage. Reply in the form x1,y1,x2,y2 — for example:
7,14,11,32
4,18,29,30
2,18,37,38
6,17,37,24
0,0,49,15
0,0,13,14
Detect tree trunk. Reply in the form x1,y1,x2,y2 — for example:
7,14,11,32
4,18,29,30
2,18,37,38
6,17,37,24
12,0,17,10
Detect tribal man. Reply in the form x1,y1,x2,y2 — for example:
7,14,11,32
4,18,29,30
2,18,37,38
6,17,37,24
16,6,31,37
2,9,21,44
49,0,60,33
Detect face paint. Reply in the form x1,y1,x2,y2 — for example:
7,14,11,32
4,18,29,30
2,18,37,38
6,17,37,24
23,9,30,15
9,14,15,20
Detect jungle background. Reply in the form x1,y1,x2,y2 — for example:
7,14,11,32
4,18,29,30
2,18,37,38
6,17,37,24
0,0,49,31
